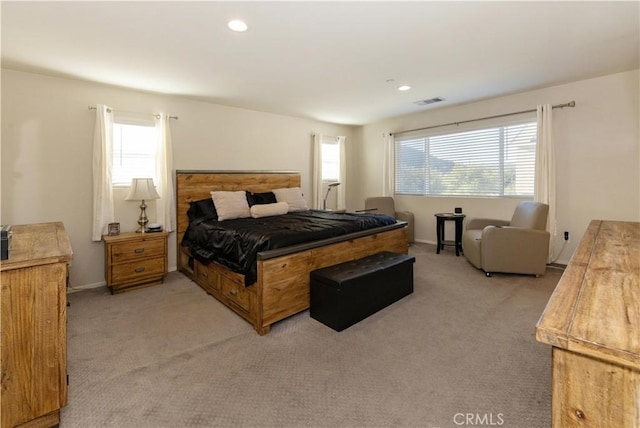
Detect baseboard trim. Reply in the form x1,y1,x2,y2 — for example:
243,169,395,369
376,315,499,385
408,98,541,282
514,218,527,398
413,239,436,246
68,266,178,293
68,281,106,293
547,262,568,271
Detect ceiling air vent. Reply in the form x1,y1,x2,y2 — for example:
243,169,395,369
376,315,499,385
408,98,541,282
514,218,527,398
414,97,445,106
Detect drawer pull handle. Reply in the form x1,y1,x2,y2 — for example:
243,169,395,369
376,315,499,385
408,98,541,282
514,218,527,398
229,289,238,296
200,272,208,278
135,267,145,273
134,248,145,254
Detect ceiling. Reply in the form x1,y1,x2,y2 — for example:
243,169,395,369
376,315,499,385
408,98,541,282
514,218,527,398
2,1,639,125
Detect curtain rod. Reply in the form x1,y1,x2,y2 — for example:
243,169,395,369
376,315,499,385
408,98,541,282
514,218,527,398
392,101,575,136
88,105,178,120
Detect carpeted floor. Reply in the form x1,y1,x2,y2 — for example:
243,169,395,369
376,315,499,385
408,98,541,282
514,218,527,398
63,243,562,428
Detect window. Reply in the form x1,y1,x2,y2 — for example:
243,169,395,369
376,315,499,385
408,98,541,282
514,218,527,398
112,122,158,186
321,139,340,181
395,121,537,197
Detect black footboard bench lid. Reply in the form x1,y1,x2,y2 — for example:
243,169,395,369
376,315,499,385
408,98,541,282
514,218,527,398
310,251,415,332
310,251,415,287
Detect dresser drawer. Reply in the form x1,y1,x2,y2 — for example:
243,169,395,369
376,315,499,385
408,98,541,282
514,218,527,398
111,256,165,284
111,237,165,264
221,276,251,313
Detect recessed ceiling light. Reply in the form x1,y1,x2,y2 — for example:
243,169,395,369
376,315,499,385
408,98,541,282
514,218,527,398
398,85,411,91
228,20,248,32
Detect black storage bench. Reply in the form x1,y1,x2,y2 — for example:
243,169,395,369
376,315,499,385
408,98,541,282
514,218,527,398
310,251,415,332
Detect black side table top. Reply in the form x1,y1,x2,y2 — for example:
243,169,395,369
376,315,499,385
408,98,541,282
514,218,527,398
434,213,466,219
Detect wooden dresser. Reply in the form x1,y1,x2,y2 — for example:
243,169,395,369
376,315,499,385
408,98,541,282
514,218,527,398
536,220,639,427
1,222,73,428
102,231,168,294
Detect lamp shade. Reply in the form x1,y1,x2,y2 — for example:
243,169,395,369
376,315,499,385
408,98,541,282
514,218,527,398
125,178,160,201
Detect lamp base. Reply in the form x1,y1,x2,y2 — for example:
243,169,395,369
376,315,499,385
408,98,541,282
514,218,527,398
136,200,149,233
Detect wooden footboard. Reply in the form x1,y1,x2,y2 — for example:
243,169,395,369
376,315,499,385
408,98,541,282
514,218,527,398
175,170,409,334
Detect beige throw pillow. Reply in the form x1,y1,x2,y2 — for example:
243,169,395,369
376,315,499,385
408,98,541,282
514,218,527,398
272,187,309,212
210,191,250,221
250,202,289,218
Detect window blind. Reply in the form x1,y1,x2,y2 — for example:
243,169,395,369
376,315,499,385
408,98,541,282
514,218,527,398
112,123,158,186
395,122,536,197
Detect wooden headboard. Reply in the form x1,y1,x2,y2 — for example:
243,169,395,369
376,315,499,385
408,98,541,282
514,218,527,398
175,170,301,241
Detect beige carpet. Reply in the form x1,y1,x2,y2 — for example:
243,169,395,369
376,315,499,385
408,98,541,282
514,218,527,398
63,243,562,428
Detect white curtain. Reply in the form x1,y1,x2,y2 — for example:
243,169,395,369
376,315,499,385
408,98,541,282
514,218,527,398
312,133,323,209
336,136,347,210
535,104,556,262
155,113,176,232
382,133,395,196
92,105,115,241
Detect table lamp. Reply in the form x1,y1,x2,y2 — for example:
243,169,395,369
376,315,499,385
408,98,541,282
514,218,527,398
125,178,160,233
323,182,341,210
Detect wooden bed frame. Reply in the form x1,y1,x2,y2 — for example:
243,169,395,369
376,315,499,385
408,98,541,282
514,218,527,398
176,170,409,334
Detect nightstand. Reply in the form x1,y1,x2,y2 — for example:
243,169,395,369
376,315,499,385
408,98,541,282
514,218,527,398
102,231,168,294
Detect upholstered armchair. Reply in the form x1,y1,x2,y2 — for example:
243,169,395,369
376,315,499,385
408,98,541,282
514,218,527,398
462,201,550,277
364,197,415,243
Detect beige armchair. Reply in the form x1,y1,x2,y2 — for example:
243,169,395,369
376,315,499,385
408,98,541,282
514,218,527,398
364,197,414,243
462,201,550,277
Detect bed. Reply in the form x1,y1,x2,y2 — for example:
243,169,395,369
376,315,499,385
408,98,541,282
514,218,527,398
176,170,409,334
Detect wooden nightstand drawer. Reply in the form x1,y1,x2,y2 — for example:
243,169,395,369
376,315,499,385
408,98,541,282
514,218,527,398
111,256,165,284
111,238,165,263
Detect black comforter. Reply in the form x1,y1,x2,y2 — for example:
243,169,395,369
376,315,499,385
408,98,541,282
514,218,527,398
181,210,397,285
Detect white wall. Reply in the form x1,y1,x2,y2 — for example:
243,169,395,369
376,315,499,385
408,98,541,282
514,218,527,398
353,70,640,264
2,69,638,287
1,69,356,288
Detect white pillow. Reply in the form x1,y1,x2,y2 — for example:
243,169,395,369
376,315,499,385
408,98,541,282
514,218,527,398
272,187,309,212
250,202,289,218
210,191,250,221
